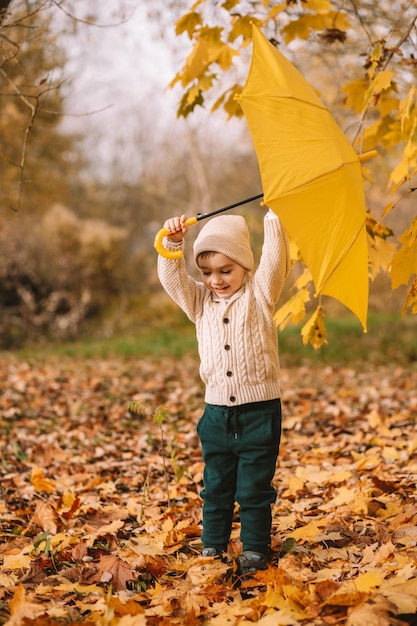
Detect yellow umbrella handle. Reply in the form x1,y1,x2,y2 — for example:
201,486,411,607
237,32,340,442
154,216,198,259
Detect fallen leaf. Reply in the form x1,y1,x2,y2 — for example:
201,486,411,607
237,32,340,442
31,467,56,494
347,593,404,626
31,501,58,535
90,554,136,591
6,584,46,625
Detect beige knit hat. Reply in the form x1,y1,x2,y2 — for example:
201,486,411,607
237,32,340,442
193,214,254,271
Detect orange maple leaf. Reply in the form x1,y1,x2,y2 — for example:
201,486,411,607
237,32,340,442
91,554,136,591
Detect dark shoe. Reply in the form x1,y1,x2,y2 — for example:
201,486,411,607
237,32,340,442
202,547,220,557
238,551,268,574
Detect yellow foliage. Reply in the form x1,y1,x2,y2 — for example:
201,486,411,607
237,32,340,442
274,284,311,329
177,26,238,86
31,467,56,494
366,215,393,240
376,94,401,117
368,235,397,281
390,216,417,288
402,277,417,315
389,142,417,187
306,0,332,11
282,14,328,43
175,11,202,38
179,35,220,85
355,571,385,591
2,550,33,571
216,42,239,70
172,1,417,328
290,520,326,541
399,85,417,133
222,0,240,10
282,4,350,43
8,584,47,622
268,4,287,20
301,306,327,350
228,15,255,44
222,88,245,117
364,70,394,107
367,42,384,80
342,79,367,114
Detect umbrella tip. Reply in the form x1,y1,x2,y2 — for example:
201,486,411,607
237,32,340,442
358,150,377,163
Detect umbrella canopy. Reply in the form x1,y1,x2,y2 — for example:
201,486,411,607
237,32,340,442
236,25,369,330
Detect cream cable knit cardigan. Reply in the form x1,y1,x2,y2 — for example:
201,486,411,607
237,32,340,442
157,213,290,407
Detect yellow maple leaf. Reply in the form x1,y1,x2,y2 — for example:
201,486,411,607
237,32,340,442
229,14,255,43
323,588,367,607
389,145,417,187
319,486,356,510
262,587,313,621
222,88,244,117
222,0,240,11
284,474,305,497
368,235,397,281
268,5,287,20
282,14,327,43
7,584,46,623
342,78,367,114
324,10,351,30
366,42,384,80
301,306,327,350
289,520,325,541
31,467,56,493
399,85,417,133
274,279,311,329
364,70,394,106
175,11,202,38
180,27,223,84
355,571,384,592
402,277,417,315
306,0,332,11
216,43,239,71
390,217,417,288
2,548,33,571
377,95,401,117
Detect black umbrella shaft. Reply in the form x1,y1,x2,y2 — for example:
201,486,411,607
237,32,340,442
196,193,263,222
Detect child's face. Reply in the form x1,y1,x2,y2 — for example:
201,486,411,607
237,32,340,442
197,253,247,299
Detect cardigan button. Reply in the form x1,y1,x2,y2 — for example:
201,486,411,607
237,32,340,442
230,396,236,402
223,317,229,324
225,344,230,350
226,371,232,377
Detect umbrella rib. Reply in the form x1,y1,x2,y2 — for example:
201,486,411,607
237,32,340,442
264,161,361,199
242,94,328,112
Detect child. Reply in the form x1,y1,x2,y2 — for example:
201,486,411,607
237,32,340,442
157,209,290,573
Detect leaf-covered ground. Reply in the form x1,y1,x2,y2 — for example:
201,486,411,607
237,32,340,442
1,353,417,625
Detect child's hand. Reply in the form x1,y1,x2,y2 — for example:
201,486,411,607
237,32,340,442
164,215,189,243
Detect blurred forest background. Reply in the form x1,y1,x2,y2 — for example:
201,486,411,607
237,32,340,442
0,0,416,350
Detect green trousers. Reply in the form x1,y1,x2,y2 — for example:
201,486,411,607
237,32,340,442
197,398,282,554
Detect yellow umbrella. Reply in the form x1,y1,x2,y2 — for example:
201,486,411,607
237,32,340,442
236,25,373,331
